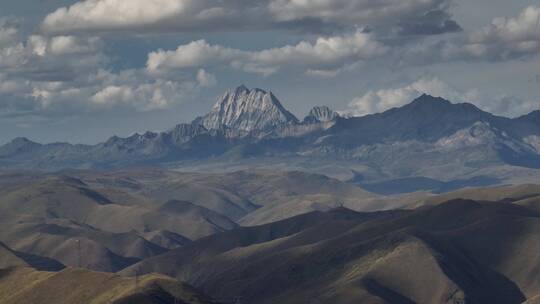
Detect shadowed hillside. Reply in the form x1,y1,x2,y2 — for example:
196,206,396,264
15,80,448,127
0,169,376,271
2,92,540,191
1,169,540,303
123,199,540,304
0,267,221,304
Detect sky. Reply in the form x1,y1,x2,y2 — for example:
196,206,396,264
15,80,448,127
0,0,539,144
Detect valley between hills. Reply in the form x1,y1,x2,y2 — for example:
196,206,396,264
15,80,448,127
1,87,540,303
2,0,540,301
0,168,539,303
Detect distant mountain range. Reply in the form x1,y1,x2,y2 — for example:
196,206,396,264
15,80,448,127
1,85,539,190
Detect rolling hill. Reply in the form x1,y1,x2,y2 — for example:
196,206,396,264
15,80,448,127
0,169,377,271
122,199,540,304
0,267,220,304
1,168,540,303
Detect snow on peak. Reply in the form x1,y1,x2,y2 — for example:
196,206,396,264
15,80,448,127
200,86,299,132
304,106,339,123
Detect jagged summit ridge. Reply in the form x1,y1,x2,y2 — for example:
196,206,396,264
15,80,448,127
1,90,540,173
197,85,299,132
412,93,452,105
405,94,487,117
304,106,340,123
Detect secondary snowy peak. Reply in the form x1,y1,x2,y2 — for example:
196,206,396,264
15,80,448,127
198,85,299,132
304,106,339,123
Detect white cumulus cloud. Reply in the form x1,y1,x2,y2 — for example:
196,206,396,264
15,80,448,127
147,31,388,77
196,69,217,88
345,78,471,116
42,0,188,33
402,6,540,63
0,22,205,116
468,5,540,59
41,0,459,35
345,77,539,118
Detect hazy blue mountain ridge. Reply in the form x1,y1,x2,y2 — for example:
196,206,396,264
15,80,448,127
1,88,539,178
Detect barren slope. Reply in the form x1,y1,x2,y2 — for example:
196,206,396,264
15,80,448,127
124,199,540,304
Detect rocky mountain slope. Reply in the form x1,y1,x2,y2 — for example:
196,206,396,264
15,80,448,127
1,86,539,191
195,85,299,132
303,106,340,123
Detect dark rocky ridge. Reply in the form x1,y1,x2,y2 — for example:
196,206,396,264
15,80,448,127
1,88,539,183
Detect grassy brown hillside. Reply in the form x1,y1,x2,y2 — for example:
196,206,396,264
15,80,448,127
0,242,27,269
0,267,220,304
0,169,377,272
422,184,540,205
0,174,237,240
123,199,540,304
0,241,64,271
70,169,376,222
2,169,540,303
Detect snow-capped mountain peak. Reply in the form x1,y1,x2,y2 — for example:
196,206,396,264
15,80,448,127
199,85,299,132
304,106,340,123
